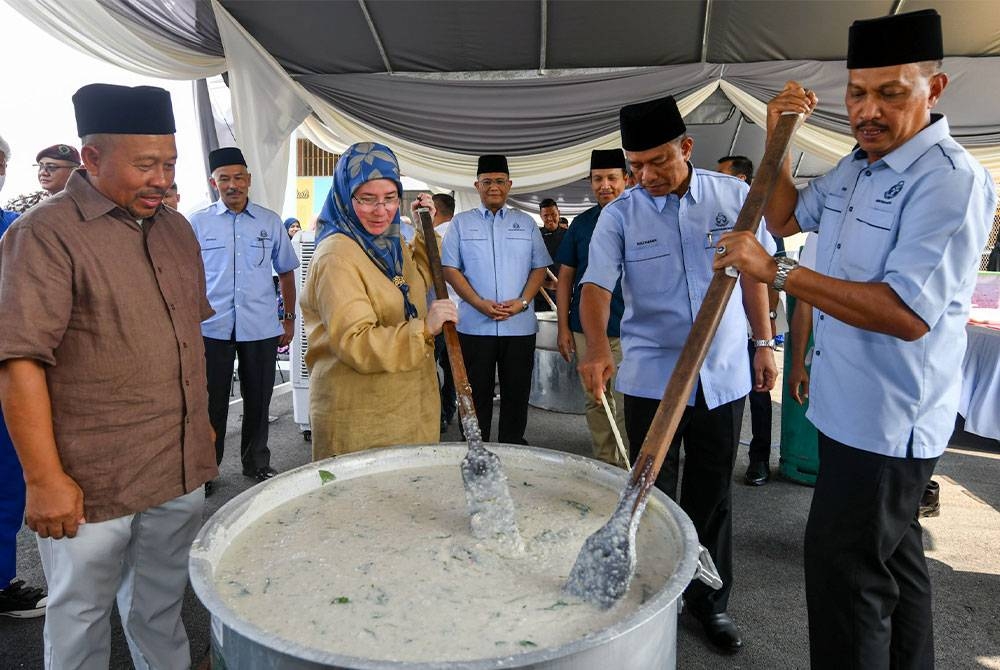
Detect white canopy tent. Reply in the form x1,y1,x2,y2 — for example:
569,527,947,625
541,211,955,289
8,0,1000,213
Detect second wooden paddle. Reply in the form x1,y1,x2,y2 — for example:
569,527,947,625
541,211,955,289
565,112,802,607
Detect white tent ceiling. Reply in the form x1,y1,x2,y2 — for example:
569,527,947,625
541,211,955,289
9,0,1000,212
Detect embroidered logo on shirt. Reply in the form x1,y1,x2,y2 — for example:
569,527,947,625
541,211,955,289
510,222,522,230
883,181,904,200
636,238,657,246
714,213,730,228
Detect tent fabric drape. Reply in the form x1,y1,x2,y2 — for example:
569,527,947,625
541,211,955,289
12,0,1000,215
7,0,225,79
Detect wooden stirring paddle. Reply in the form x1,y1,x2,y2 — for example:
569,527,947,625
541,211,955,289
565,112,802,607
415,207,523,552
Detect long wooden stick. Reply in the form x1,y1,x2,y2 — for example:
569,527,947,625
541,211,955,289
627,113,801,506
414,209,476,427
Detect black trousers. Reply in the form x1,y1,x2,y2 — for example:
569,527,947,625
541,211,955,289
624,388,742,615
805,434,937,670
746,339,773,463
434,334,457,422
204,335,279,472
458,333,535,444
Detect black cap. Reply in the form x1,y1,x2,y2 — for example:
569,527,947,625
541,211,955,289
477,154,509,175
619,95,686,152
847,9,943,69
209,147,247,173
73,84,175,136
590,149,626,171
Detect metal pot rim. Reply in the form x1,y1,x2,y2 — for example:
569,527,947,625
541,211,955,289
190,443,701,669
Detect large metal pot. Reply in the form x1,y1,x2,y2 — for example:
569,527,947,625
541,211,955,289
530,313,587,414
190,444,715,669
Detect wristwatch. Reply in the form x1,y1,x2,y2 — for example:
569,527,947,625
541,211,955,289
753,338,777,350
281,312,296,322
772,256,799,292
520,298,529,311
768,310,778,320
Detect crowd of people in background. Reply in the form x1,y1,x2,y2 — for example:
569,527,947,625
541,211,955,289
0,8,992,670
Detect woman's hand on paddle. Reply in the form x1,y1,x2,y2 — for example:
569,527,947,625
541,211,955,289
410,193,436,219
425,299,458,336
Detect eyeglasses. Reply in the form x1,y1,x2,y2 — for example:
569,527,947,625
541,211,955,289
478,178,509,188
352,194,400,210
34,163,75,173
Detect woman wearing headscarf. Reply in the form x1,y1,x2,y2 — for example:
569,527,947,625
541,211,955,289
284,217,301,238
300,143,457,459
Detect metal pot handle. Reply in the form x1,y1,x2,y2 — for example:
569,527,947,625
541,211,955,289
693,544,723,590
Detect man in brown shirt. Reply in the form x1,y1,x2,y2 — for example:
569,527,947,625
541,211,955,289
0,84,216,669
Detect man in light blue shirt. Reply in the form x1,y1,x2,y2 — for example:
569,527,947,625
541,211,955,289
441,155,550,444
714,10,996,668
579,96,775,654
189,147,299,487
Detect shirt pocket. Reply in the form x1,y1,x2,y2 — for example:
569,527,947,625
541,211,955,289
839,206,896,280
245,239,274,270
459,227,489,262
623,243,672,295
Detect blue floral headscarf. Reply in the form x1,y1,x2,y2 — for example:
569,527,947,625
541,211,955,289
315,142,417,319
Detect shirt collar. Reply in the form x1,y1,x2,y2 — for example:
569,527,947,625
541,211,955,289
635,162,698,206
852,114,950,173
477,204,507,219
212,197,257,218
66,170,125,222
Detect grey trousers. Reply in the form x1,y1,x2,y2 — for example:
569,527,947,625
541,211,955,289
37,487,204,670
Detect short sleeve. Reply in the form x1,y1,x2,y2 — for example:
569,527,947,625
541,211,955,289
271,217,300,274
0,222,73,366
529,220,552,269
793,170,836,233
883,166,995,329
580,208,624,292
440,217,462,270
554,222,579,267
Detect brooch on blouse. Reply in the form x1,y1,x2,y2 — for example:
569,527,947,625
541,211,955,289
393,275,405,287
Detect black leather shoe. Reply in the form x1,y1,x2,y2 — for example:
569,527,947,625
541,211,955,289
204,480,215,497
744,460,770,486
919,479,940,517
243,466,278,482
696,612,743,654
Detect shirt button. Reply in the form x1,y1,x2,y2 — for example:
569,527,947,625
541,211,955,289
184,379,190,386
819,314,825,320
169,303,175,310
865,170,872,177
815,350,821,356
182,341,188,348
848,206,853,212
836,243,842,249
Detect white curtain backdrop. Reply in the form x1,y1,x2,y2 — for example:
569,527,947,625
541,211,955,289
10,0,1000,215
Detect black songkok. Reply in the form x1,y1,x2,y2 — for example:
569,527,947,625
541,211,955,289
73,84,175,136
477,154,509,175
619,96,686,152
209,147,248,173
590,149,626,171
847,9,943,69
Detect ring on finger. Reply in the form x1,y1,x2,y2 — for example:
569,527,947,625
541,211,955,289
716,245,727,256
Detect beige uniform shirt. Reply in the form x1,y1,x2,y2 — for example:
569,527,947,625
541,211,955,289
0,171,217,522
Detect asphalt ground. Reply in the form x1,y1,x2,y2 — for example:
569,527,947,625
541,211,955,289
2,358,999,669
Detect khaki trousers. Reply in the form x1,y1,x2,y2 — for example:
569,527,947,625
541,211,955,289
573,332,628,468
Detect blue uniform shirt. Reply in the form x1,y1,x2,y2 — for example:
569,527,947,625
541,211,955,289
554,204,625,337
189,199,300,341
795,116,995,459
583,168,769,408
441,205,551,336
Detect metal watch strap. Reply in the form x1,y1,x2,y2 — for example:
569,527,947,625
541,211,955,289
520,298,529,311
772,256,798,292
753,338,776,350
